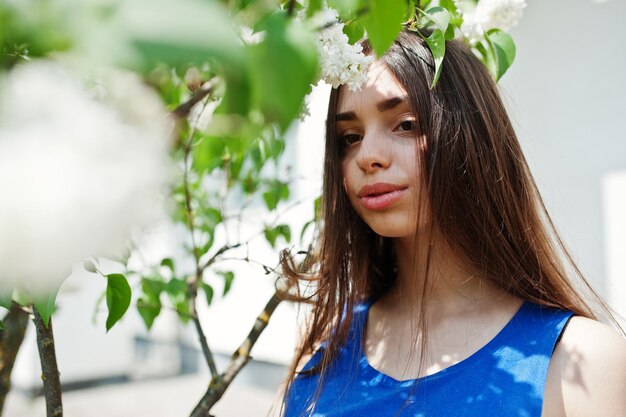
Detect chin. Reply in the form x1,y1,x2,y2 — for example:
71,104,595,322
367,222,417,239
364,215,431,240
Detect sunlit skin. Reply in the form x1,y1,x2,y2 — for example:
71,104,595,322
334,61,626,417
338,61,426,240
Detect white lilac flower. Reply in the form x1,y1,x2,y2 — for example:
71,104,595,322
460,12,485,44
0,61,174,296
240,25,265,45
189,97,220,131
480,0,527,32
310,8,374,91
460,0,527,43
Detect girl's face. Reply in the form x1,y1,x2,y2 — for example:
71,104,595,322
337,61,428,239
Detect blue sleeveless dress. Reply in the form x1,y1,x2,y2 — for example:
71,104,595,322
284,300,574,417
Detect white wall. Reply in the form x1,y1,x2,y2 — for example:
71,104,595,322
498,0,626,304
604,171,626,325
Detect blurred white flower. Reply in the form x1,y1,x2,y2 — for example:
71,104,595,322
239,25,265,45
460,0,527,43
309,8,374,91
0,61,174,296
189,97,220,132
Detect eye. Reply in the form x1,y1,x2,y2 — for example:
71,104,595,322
396,120,416,132
341,133,362,145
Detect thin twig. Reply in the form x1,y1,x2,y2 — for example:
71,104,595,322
215,257,280,276
32,308,63,417
191,309,219,379
286,0,297,17
198,243,242,274
179,85,221,381
189,292,283,417
172,77,219,120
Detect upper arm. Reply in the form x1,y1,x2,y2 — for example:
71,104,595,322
542,316,626,417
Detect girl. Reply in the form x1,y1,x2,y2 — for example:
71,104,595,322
280,30,626,417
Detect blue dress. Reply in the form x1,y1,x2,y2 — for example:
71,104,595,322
284,300,574,417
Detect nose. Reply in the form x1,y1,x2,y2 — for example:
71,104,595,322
354,130,391,173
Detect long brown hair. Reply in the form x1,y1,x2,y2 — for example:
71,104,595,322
278,29,619,416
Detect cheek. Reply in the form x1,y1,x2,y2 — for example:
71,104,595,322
341,158,351,190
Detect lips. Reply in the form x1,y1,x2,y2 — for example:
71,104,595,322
357,183,407,210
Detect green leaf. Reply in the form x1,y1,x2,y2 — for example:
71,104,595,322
422,28,446,88
278,224,291,243
262,180,290,211
327,0,362,19
485,29,516,81
105,273,132,332
440,0,464,27
242,170,261,194
474,40,496,78
264,224,291,248
314,195,322,220
83,260,97,273
200,283,214,306
0,320,4,331
136,277,164,330
249,13,319,131
228,148,245,183
269,136,286,161
218,271,235,296
164,278,188,305
419,0,434,11
175,301,191,324
12,288,30,307
361,0,406,57
0,291,13,310
300,219,315,242
343,20,365,44
118,0,245,74
160,258,175,274
137,297,161,330
142,277,165,300
306,0,323,18
164,278,190,322
200,207,223,231
403,0,418,21
32,287,60,329
444,23,455,41
192,135,227,175
422,7,450,33
199,233,215,257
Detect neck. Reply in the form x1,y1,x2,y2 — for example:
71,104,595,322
381,228,507,317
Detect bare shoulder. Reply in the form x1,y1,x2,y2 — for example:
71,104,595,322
542,316,626,417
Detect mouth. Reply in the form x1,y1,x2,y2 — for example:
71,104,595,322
358,183,407,198
358,183,407,210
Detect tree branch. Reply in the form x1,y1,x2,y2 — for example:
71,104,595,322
189,291,283,417
32,307,63,417
0,302,29,414
199,243,242,274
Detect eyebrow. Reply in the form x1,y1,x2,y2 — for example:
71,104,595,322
335,96,408,121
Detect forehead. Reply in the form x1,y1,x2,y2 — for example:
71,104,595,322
336,61,407,113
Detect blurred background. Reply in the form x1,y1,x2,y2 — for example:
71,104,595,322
4,0,626,416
